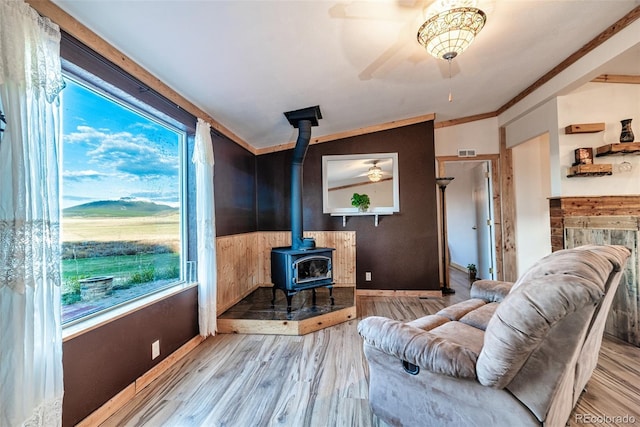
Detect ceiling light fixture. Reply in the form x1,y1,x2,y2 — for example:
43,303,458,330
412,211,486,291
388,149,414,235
416,7,487,61
368,162,383,182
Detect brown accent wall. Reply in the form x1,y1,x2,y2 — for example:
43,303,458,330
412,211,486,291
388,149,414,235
213,131,258,236
62,287,198,426
257,121,439,290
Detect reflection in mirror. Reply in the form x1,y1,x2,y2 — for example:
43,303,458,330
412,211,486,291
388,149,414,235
322,153,399,214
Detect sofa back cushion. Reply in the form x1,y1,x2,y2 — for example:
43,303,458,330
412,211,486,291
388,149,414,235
476,254,610,388
511,247,613,293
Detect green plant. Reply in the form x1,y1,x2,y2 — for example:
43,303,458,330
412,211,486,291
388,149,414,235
466,263,477,272
128,267,156,285
351,193,370,211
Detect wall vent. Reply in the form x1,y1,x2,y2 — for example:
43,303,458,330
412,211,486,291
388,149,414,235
457,149,477,158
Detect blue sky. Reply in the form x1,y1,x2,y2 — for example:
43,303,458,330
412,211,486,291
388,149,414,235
61,78,181,209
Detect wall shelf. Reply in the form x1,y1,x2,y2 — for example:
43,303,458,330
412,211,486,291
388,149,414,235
596,142,640,156
331,212,393,227
565,123,605,134
567,163,612,178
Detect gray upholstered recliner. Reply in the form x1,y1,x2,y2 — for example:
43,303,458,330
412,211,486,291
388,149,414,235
358,245,630,427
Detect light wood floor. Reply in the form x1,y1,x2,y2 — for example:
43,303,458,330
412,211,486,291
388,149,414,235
103,269,640,427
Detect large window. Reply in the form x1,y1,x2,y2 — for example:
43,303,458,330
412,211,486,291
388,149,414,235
60,76,186,324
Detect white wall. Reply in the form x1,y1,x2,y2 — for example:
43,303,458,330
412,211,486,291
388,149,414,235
444,162,478,270
513,134,552,274
503,98,562,195
558,82,640,196
434,117,500,156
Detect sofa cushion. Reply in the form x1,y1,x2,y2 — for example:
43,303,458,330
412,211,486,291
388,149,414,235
476,273,605,388
429,321,485,355
470,280,513,302
407,314,449,331
436,298,487,321
459,302,499,331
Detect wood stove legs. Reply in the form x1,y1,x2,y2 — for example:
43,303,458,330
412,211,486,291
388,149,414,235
271,286,335,313
271,287,294,313
312,287,335,306
327,286,336,306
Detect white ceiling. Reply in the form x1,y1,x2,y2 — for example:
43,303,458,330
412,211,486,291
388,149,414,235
52,0,640,150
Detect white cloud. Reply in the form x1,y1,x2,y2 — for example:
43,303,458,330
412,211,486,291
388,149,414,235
64,125,179,179
63,169,110,182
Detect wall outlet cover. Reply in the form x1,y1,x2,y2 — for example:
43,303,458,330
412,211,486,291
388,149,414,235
152,340,160,360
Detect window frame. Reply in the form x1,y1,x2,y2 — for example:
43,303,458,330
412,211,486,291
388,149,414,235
60,33,197,333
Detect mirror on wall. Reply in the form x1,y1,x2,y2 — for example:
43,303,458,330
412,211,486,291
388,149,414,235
322,153,399,214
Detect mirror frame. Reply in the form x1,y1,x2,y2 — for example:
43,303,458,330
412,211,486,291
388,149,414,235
322,152,399,214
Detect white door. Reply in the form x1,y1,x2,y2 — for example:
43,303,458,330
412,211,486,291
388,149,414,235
472,162,495,280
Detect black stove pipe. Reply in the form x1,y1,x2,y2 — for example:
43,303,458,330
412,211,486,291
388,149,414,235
284,105,322,251
290,119,315,250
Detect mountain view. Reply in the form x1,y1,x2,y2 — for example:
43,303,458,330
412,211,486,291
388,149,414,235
63,199,178,218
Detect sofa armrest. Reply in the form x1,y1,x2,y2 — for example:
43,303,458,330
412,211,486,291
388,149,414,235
358,316,477,379
470,280,514,302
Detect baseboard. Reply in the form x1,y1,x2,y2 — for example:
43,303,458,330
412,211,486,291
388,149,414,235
77,334,204,427
76,383,136,427
450,262,467,273
356,289,442,298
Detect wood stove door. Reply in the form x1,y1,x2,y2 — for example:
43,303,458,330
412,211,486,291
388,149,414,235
293,255,332,285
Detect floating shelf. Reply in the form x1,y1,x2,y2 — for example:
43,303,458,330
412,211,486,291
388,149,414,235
596,142,640,156
331,212,393,227
567,163,612,178
565,123,605,134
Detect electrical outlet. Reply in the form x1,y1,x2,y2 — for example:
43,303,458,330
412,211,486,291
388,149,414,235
152,340,160,360
365,272,372,281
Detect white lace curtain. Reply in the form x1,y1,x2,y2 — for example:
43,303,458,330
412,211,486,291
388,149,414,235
193,118,217,336
0,1,66,426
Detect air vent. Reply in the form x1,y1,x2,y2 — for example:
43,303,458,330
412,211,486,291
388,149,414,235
457,149,477,158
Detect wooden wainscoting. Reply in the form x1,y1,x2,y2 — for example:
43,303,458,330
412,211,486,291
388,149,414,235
217,231,357,314
216,232,260,314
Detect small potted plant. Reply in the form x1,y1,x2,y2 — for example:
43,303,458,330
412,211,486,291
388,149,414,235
351,193,371,212
466,264,477,281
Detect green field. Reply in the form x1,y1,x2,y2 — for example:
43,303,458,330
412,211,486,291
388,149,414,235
61,201,182,305
63,252,179,282
62,252,180,305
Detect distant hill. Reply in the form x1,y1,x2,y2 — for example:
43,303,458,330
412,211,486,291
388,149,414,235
63,200,178,217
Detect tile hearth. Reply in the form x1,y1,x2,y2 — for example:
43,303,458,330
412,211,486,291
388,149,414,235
218,287,356,335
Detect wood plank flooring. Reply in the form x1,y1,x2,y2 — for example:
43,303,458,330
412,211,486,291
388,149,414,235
102,269,640,427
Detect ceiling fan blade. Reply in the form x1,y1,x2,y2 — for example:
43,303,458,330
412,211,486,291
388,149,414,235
358,20,427,80
329,2,411,22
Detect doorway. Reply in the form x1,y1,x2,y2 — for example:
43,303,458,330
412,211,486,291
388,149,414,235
437,155,502,281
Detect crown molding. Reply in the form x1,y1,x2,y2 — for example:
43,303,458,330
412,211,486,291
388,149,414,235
256,113,436,155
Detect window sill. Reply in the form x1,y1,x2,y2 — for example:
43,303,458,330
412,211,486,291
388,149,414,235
62,281,198,342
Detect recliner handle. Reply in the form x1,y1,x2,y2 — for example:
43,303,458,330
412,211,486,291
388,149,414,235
402,360,420,375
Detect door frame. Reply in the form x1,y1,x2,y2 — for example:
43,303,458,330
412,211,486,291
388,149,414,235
437,154,503,281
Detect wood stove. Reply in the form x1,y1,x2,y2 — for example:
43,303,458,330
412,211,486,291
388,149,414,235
270,105,335,313
271,247,335,313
